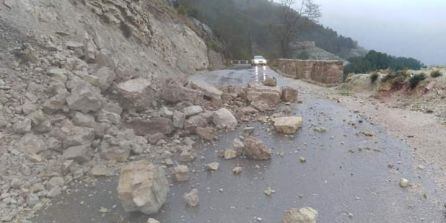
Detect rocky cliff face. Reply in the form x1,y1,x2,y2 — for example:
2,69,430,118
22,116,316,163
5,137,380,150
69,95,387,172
1,0,209,81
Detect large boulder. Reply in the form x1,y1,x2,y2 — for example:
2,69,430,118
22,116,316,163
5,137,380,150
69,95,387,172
184,114,209,133
282,207,318,223
212,108,238,130
183,105,203,118
100,129,148,162
16,134,46,154
43,82,70,112
72,112,96,128
28,110,51,133
161,79,203,104
97,102,122,125
13,117,32,134
173,111,186,129
272,116,303,134
281,86,298,102
117,160,169,215
246,84,281,111
63,144,91,164
116,78,153,111
189,80,223,100
262,76,277,87
127,117,174,136
66,82,104,113
243,136,272,160
55,120,95,149
91,67,116,91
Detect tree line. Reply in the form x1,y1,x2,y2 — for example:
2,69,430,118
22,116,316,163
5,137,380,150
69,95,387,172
176,0,358,60
344,50,425,74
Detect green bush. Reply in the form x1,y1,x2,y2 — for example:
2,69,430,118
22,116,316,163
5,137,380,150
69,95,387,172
370,73,379,83
345,50,424,74
382,70,410,82
431,70,442,78
176,5,188,15
408,73,426,89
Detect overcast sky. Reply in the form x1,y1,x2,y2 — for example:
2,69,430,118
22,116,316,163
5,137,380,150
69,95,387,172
311,0,446,65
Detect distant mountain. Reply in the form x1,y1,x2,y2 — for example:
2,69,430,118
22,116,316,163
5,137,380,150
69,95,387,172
176,0,364,60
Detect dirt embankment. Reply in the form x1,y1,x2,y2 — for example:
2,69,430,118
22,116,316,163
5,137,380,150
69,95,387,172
293,71,446,187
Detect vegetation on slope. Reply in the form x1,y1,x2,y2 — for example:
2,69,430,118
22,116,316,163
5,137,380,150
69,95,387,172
175,0,359,60
344,50,424,74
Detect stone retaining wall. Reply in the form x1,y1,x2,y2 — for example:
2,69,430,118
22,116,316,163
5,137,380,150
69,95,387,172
275,59,344,84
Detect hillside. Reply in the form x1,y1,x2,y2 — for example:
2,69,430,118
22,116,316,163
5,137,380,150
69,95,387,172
0,0,215,221
292,41,345,61
177,0,363,60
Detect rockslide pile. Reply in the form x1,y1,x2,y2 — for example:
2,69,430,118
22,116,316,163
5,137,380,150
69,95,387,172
0,1,301,221
0,0,217,221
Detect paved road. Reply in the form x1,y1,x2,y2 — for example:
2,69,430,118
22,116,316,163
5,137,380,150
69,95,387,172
33,66,445,223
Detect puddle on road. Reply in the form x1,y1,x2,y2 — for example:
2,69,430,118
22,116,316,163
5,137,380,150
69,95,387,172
33,67,445,223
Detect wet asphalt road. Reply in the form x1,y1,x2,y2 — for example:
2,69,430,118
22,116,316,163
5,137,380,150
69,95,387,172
33,66,446,223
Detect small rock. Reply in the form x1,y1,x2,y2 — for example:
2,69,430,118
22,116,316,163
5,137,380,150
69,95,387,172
148,133,165,145
179,149,196,162
264,187,275,196
13,117,32,134
47,176,64,189
282,207,318,223
243,136,272,160
233,138,245,149
99,207,110,213
161,106,173,117
299,156,306,163
242,126,255,136
174,165,190,182
173,111,186,129
313,127,327,133
183,188,199,207
91,165,112,177
272,116,303,134
224,149,238,160
147,218,160,223
47,186,62,198
47,68,68,82
232,166,243,175
206,162,220,171
196,127,216,141
399,178,409,188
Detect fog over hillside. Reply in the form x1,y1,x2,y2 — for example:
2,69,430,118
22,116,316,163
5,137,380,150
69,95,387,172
314,0,446,65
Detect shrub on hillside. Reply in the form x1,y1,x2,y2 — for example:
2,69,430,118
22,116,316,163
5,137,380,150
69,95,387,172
408,73,426,89
379,70,409,91
370,72,379,83
381,70,409,83
431,70,442,78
